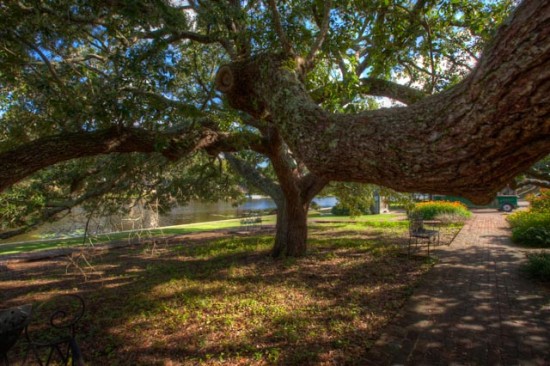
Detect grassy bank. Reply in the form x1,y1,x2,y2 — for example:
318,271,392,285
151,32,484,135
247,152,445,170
0,214,403,256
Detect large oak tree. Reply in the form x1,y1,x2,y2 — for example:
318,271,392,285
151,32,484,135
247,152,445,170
1,0,549,255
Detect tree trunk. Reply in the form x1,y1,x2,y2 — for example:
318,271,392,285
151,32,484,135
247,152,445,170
225,141,327,258
272,199,309,257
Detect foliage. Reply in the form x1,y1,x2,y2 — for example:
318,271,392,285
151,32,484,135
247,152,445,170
507,190,550,247
385,192,417,212
0,153,244,236
326,183,415,217
507,211,550,248
330,203,370,216
527,189,550,214
324,182,375,217
411,201,471,221
522,252,550,282
0,0,518,246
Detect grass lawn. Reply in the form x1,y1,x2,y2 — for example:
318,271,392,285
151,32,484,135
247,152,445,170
0,217,279,256
309,213,402,222
0,214,401,256
1,221,462,365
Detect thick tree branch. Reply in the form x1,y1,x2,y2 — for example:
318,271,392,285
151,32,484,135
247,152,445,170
144,29,238,60
222,0,251,59
146,29,219,44
121,87,205,116
0,124,270,193
526,167,550,181
0,126,220,192
300,174,329,203
216,0,550,203
204,130,267,156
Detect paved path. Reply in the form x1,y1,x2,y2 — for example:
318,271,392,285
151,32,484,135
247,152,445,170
368,210,550,365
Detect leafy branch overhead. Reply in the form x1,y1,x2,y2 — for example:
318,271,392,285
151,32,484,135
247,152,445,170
0,0,548,202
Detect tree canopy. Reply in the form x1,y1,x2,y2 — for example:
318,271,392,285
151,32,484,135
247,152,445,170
0,0,549,242
514,155,550,190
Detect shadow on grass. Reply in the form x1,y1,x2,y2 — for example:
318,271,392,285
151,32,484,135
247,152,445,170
1,227,436,365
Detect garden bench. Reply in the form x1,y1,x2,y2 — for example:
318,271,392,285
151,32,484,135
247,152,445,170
240,215,263,230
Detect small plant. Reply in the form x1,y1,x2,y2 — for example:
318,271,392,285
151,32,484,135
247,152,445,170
507,190,550,247
411,201,471,221
522,252,550,281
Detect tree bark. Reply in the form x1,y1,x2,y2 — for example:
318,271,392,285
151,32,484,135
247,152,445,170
272,198,309,257
216,0,550,204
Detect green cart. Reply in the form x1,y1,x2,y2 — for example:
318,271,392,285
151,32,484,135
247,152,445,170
433,194,519,212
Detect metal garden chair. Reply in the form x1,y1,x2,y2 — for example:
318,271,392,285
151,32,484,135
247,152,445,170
408,213,440,256
22,294,85,366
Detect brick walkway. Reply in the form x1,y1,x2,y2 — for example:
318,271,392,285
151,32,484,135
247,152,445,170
367,209,550,365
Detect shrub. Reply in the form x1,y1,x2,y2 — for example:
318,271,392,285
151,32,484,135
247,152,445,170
522,252,550,281
507,211,550,247
331,203,370,216
527,189,550,214
411,201,471,221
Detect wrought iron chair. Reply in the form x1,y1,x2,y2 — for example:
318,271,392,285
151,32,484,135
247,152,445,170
0,304,32,366
22,294,85,366
408,213,440,256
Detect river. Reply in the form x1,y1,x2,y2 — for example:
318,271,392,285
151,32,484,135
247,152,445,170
159,196,337,226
